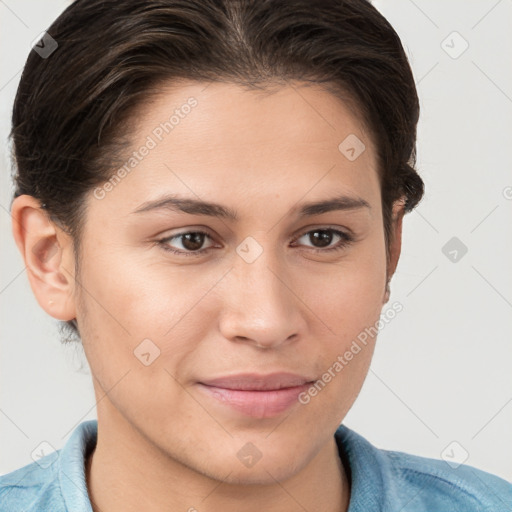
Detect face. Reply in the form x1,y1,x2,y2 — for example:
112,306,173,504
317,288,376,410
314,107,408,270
68,81,396,484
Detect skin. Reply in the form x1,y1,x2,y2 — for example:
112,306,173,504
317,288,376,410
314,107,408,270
11,80,404,512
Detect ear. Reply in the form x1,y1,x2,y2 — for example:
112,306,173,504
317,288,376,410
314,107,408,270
383,199,405,304
11,195,77,321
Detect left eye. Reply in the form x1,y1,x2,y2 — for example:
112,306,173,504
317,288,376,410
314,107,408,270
293,228,353,252
157,228,353,256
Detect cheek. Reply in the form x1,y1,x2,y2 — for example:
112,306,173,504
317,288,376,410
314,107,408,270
302,231,387,337
296,284,382,429
75,256,203,422
75,251,219,375
77,247,197,333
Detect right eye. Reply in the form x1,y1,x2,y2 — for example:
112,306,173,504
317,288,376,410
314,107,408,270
156,230,216,257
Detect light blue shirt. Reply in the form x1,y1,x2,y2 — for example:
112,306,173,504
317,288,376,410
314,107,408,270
1,419,511,511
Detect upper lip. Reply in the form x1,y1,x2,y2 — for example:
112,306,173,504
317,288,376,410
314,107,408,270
199,372,315,391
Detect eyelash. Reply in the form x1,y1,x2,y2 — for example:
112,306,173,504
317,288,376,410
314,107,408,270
155,228,354,257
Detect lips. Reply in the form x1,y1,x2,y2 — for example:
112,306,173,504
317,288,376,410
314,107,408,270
197,372,316,418
200,372,313,391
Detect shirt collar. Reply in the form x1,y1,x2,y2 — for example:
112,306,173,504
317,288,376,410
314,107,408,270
59,419,97,512
335,423,388,512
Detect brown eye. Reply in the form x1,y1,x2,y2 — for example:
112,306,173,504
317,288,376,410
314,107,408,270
180,232,207,251
309,230,335,248
294,228,353,253
157,230,215,256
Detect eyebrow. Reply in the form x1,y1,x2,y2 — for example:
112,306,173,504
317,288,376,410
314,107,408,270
131,193,370,220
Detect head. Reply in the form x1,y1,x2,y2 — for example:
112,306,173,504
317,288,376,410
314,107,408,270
11,0,423,485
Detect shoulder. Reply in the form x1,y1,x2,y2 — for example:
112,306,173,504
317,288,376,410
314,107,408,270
383,448,512,511
0,450,65,512
0,420,97,512
335,424,512,512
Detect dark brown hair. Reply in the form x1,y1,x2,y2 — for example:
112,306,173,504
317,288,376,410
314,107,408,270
10,0,424,342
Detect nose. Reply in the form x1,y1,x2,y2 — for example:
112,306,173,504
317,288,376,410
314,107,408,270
218,249,306,349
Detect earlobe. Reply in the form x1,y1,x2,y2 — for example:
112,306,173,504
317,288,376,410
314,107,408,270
11,195,77,321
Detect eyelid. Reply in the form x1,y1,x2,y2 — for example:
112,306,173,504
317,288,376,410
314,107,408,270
291,223,355,241
157,229,216,253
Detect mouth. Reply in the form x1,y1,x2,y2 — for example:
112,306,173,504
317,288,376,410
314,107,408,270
196,372,316,418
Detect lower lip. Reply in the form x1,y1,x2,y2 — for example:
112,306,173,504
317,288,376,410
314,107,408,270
196,383,312,418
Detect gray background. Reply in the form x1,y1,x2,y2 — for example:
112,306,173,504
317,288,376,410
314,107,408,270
1,0,511,481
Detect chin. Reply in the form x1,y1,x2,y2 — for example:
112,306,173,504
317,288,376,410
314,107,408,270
196,442,307,486
207,462,299,487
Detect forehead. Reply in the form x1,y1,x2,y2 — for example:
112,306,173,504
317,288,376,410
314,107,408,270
136,80,373,154
89,80,381,218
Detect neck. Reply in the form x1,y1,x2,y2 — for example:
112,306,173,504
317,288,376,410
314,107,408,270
85,422,350,512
